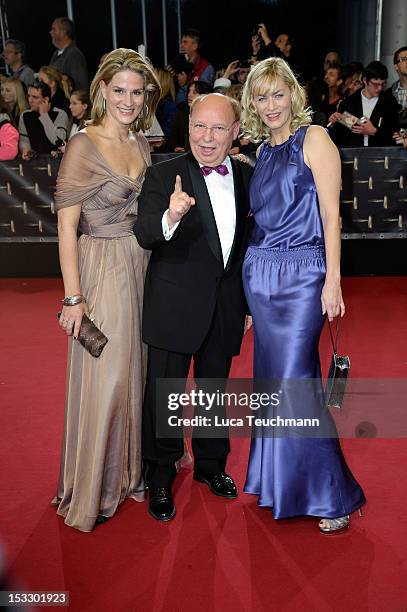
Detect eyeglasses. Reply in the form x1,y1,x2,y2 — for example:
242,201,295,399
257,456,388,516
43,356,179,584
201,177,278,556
396,56,407,63
190,122,236,136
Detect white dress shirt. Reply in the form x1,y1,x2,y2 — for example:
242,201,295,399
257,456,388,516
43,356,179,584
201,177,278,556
361,92,379,146
162,156,236,267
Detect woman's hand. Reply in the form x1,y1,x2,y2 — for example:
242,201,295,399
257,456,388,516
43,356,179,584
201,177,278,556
321,279,345,321
59,302,89,338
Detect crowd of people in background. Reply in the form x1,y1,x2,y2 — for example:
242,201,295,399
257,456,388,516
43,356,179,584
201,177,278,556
0,17,406,162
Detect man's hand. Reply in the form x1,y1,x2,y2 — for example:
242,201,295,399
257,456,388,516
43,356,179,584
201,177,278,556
22,149,32,160
38,98,51,115
351,118,377,136
168,174,195,228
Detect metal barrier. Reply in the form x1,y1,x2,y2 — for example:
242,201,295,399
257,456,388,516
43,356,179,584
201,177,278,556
340,147,407,239
0,148,406,242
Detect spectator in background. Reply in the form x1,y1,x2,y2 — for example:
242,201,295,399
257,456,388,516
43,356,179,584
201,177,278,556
168,55,194,106
329,61,400,147
324,51,342,72
390,46,407,110
155,68,177,147
275,33,293,60
38,65,70,113
49,17,88,90
212,59,251,95
237,61,251,86
341,62,364,98
323,64,344,116
254,23,281,61
180,29,215,85
224,84,244,103
61,73,75,98
19,81,69,158
169,80,211,152
3,39,35,88
0,94,19,160
67,90,90,136
54,89,90,156
306,77,328,126
1,77,28,127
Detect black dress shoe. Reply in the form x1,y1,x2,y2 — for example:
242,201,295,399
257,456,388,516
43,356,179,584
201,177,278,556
194,471,238,498
148,487,176,521
95,515,110,525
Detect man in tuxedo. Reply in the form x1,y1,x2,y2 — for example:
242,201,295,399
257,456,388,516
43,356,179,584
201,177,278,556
135,94,252,521
329,61,400,147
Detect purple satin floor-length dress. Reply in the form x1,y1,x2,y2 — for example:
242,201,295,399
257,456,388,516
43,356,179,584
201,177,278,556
243,126,365,519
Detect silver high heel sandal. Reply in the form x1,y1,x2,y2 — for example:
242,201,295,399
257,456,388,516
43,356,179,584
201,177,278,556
318,508,363,535
319,515,350,535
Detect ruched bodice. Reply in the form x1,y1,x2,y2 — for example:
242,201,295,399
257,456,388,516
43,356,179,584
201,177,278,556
56,131,148,238
248,126,325,250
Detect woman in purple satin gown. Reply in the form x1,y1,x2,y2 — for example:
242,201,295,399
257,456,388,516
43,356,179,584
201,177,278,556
240,58,365,534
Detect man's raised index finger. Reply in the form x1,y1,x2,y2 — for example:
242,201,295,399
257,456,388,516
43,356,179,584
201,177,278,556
174,174,183,192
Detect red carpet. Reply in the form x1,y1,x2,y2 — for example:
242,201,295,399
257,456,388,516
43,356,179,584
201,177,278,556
1,277,407,611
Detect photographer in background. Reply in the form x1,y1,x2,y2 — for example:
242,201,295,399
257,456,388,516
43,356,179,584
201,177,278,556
18,81,68,159
250,23,281,64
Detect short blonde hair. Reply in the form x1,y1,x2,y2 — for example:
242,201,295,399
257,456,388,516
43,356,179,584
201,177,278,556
89,48,161,132
241,57,312,142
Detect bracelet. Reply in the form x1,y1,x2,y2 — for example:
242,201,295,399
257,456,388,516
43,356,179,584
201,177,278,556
62,294,85,306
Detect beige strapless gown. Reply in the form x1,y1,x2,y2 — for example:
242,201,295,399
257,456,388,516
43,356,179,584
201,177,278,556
53,131,150,532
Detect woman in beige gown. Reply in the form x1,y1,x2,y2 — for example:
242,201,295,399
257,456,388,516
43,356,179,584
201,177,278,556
53,49,161,532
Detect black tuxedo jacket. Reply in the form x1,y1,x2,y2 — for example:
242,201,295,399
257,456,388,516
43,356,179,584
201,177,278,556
135,152,252,356
330,89,400,147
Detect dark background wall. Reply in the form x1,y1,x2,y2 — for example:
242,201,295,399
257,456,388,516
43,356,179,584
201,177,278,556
5,0,346,83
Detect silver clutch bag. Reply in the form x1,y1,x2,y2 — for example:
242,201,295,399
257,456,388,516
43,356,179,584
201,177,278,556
325,318,350,409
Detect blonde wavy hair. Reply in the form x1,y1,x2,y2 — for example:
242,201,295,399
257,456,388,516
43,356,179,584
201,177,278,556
39,65,71,99
1,77,28,117
155,67,175,101
241,57,312,142
89,48,161,132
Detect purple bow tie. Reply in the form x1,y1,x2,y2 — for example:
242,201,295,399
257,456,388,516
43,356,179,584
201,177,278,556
200,164,229,177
